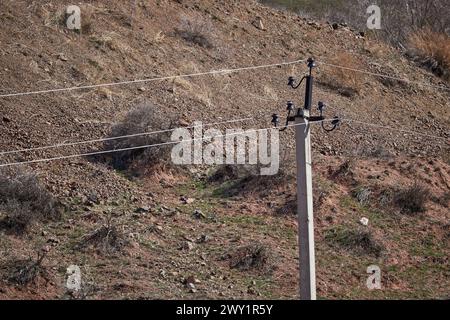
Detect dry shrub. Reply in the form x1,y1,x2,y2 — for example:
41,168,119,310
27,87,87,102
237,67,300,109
210,164,292,197
2,251,49,286
352,186,372,206
355,146,393,159
325,226,384,257
175,15,214,49
409,29,450,81
329,159,356,184
0,169,61,234
276,198,296,216
228,242,272,272
208,165,258,184
76,223,128,255
432,192,450,208
319,52,366,97
394,182,430,214
103,103,175,171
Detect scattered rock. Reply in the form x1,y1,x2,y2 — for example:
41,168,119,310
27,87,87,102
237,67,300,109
193,209,206,219
135,206,150,213
148,224,163,234
307,21,321,29
47,237,60,245
196,234,210,243
184,275,200,293
58,53,68,61
360,217,369,226
180,241,195,251
178,119,190,127
187,283,196,293
251,16,265,30
180,196,195,204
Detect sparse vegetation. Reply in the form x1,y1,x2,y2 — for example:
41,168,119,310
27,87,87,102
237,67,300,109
175,15,214,49
228,242,272,272
0,169,61,234
2,251,49,286
103,103,175,171
76,222,128,255
394,182,430,214
210,164,292,197
431,192,450,208
319,53,366,97
325,226,384,257
352,144,393,159
330,159,355,182
352,186,372,206
409,29,450,81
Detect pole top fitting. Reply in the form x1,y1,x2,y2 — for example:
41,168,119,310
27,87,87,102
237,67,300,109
307,58,316,69
271,114,280,127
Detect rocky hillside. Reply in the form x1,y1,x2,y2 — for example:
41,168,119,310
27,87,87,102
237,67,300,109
0,0,448,299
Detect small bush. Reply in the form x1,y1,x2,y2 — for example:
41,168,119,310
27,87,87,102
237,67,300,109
319,52,366,97
325,226,384,257
104,103,175,171
228,243,272,272
0,169,61,234
276,199,296,216
210,164,292,197
352,143,393,159
394,182,430,214
352,186,372,206
76,223,128,255
330,159,355,183
409,29,450,81
175,15,214,49
2,251,49,286
432,192,450,208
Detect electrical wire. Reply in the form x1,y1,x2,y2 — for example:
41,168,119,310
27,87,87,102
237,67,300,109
344,118,449,141
0,59,307,98
0,118,447,168
0,120,332,168
0,117,253,156
320,61,450,92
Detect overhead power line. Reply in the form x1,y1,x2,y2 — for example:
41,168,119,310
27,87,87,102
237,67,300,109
0,120,333,168
0,59,307,98
344,119,449,141
0,117,253,156
320,62,450,92
0,118,447,168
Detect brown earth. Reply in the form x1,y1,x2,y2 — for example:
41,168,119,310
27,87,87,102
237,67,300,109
0,0,449,299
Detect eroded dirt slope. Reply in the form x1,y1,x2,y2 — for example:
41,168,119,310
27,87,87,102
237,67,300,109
0,0,448,299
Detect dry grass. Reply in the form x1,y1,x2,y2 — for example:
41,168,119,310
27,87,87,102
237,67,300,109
325,226,384,257
330,159,356,182
102,103,175,171
76,222,128,255
319,52,366,97
2,251,49,286
0,169,61,234
409,29,450,81
228,242,272,272
394,182,430,214
175,15,214,49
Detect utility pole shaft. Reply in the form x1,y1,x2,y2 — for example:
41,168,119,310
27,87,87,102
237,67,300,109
295,111,316,300
272,58,340,300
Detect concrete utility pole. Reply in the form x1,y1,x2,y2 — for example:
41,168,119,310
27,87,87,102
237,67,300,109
271,58,340,300
295,110,316,300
